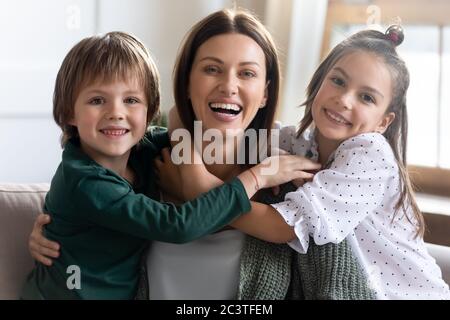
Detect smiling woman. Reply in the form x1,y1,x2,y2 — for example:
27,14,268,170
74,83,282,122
188,33,268,133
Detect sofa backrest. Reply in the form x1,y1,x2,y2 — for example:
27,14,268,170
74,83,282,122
0,183,449,299
0,183,49,299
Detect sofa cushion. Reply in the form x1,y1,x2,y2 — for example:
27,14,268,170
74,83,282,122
0,183,49,299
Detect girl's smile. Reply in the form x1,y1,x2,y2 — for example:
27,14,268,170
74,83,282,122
312,51,395,151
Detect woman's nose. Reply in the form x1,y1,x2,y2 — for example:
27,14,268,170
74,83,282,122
218,73,238,96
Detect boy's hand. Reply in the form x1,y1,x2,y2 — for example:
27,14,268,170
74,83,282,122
154,148,184,201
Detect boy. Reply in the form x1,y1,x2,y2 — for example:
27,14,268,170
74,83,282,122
20,32,253,299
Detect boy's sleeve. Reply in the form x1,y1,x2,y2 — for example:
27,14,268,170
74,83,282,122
73,175,251,243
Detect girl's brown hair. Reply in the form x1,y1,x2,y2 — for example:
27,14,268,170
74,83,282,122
53,31,160,146
298,27,424,237
173,8,280,136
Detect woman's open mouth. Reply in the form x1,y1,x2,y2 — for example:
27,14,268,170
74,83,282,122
209,103,243,116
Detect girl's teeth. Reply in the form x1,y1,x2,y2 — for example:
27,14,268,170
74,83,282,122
326,110,349,124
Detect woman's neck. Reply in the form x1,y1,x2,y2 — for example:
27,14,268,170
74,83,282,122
201,137,244,181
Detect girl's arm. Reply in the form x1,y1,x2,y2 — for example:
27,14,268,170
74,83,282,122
169,153,320,243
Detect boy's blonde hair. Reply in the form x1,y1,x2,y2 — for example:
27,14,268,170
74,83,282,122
53,31,160,146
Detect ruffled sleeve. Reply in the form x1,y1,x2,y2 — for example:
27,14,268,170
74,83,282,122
271,133,399,253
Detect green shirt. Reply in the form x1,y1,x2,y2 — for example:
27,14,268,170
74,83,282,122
21,128,251,300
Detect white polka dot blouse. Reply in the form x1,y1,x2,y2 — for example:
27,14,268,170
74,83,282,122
271,125,450,300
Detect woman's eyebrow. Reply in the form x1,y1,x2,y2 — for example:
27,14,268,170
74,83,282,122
198,56,261,68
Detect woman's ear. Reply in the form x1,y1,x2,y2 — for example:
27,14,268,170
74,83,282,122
376,112,395,134
260,81,270,109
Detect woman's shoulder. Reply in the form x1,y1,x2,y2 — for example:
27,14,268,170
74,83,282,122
276,123,314,156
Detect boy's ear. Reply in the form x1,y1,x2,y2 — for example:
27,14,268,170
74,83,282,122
376,112,395,134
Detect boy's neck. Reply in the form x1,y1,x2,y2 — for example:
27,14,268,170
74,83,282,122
79,141,133,183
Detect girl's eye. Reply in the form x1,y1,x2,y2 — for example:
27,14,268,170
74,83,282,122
89,97,104,105
331,77,345,87
204,65,220,74
240,70,257,78
361,93,375,104
124,97,140,104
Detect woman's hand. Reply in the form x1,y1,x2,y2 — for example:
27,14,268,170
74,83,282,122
28,214,60,266
238,155,321,199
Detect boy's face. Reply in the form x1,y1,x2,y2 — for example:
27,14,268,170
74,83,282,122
69,77,148,166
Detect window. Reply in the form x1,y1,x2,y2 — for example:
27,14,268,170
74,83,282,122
323,0,450,196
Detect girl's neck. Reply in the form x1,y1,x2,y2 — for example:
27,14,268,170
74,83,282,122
315,131,341,166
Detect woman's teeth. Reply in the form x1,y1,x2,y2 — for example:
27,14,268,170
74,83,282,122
209,103,242,115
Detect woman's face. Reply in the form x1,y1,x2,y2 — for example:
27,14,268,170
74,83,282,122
188,33,268,134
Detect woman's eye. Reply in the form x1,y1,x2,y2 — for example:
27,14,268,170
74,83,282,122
331,77,345,87
361,93,375,104
124,97,140,104
240,70,256,78
89,97,104,105
204,65,220,74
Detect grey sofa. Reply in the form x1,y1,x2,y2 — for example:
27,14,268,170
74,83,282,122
1,183,449,299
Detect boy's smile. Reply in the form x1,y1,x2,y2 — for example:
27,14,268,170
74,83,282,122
69,77,148,172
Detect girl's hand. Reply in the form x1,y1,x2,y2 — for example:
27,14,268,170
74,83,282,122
28,214,60,266
238,155,321,199
154,148,184,202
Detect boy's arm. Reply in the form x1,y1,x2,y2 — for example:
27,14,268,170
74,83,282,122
74,174,251,244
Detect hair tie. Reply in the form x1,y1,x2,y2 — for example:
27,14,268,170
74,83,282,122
385,25,404,46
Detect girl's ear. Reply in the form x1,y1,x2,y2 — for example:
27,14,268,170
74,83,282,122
376,112,395,134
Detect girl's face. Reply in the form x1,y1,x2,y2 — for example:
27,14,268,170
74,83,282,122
312,51,395,146
188,33,268,134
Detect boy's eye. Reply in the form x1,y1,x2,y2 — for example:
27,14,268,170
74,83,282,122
361,93,375,104
89,97,104,105
331,77,345,87
204,65,220,74
124,97,140,104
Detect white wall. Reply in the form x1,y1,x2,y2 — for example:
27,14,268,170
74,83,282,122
0,0,324,183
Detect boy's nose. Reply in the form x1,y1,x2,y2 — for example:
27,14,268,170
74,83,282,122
106,101,125,120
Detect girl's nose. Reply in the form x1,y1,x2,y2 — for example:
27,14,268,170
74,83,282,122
218,73,238,97
337,92,354,110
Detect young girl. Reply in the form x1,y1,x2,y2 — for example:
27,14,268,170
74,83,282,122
179,25,450,299
20,31,313,299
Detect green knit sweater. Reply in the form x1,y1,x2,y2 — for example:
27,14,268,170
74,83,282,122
237,183,375,300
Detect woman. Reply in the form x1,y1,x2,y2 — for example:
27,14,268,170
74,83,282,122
28,8,373,299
